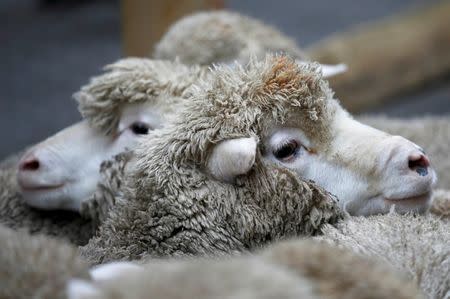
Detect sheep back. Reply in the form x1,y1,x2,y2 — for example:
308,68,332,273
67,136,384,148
0,225,90,299
316,213,450,298
154,11,307,65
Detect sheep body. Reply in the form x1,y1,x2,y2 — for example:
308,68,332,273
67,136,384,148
71,239,422,299
154,11,307,66
316,213,450,299
0,224,90,299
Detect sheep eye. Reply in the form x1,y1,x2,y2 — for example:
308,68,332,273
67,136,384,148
130,122,150,135
273,140,299,161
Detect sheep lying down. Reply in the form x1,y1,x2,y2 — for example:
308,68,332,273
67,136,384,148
0,223,423,299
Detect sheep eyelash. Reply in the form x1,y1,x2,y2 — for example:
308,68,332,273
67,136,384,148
273,139,304,152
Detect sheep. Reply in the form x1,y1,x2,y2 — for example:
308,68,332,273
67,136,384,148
69,239,423,299
78,55,442,264
79,56,347,265
0,59,203,244
154,11,307,66
17,58,205,212
315,212,450,299
154,10,347,77
0,224,90,299
0,223,422,299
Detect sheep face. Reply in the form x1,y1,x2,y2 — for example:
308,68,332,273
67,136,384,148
17,59,200,212
205,56,436,216
17,102,161,211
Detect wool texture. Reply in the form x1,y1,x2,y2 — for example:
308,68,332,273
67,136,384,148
154,11,307,66
80,56,343,265
316,213,450,299
75,58,206,135
73,239,422,299
0,224,90,299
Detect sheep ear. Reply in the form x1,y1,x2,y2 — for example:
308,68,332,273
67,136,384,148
319,63,348,78
66,279,102,299
90,262,142,282
296,60,347,78
207,137,257,183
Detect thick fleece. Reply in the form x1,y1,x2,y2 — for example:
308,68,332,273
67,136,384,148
72,240,422,299
430,189,450,219
317,213,450,299
80,56,343,264
75,58,206,135
0,225,90,299
154,11,307,66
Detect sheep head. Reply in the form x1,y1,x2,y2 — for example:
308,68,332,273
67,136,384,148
17,59,203,211
157,54,435,216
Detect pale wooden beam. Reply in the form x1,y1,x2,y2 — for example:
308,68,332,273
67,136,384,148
121,0,224,57
306,2,450,112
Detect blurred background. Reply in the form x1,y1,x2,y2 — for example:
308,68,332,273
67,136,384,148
1,0,449,159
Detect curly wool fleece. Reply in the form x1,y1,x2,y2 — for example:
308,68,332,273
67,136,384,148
154,11,307,65
80,55,343,264
75,58,207,135
0,225,90,299
316,213,450,299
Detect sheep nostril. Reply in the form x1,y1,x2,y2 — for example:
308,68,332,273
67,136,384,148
408,154,430,177
20,158,40,171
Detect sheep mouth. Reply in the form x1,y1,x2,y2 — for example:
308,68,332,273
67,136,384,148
384,191,432,205
19,183,65,192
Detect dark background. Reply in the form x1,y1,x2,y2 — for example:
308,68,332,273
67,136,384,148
1,0,449,159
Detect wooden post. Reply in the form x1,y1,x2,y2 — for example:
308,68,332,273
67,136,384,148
121,0,224,57
306,2,450,112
